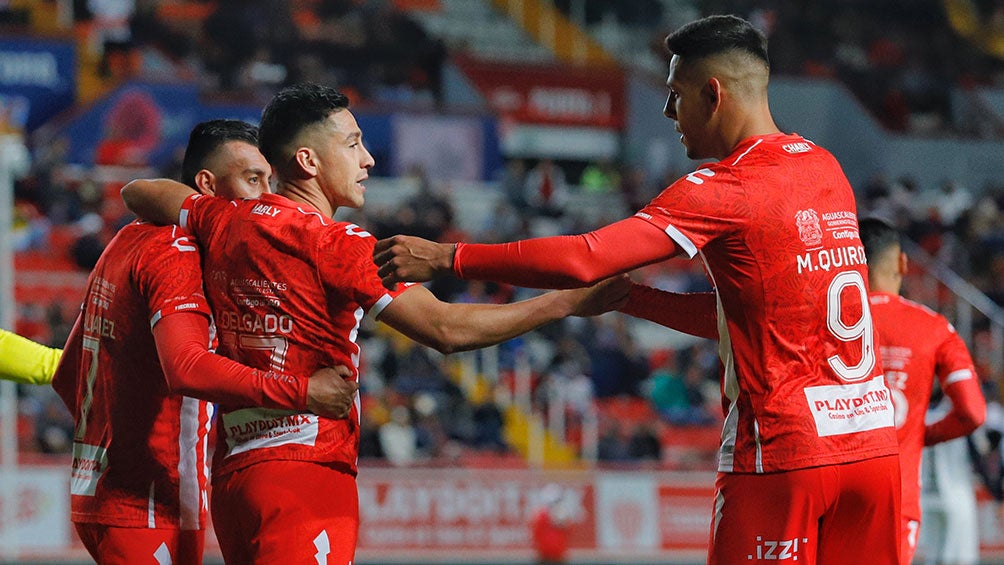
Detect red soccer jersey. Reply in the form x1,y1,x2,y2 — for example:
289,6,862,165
635,133,898,473
51,222,213,529
180,192,409,478
870,291,983,521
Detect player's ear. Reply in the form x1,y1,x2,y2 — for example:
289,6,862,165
294,147,318,177
706,78,722,111
194,169,216,196
898,251,908,276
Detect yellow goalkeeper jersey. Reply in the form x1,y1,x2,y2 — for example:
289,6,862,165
0,329,61,385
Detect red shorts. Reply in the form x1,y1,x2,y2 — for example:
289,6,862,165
708,455,901,564
211,460,359,565
74,523,204,565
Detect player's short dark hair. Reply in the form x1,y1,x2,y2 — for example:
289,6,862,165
665,15,769,68
258,83,350,167
859,216,901,262
181,119,259,188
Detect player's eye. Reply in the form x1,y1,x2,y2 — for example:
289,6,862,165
248,176,259,184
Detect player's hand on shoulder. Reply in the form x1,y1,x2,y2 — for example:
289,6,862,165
306,365,359,419
564,274,631,317
373,235,455,289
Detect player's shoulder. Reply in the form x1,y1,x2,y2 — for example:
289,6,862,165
662,134,811,192
755,132,834,159
722,132,836,172
318,220,377,249
661,159,742,197
112,220,186,246
875,293,948,326
896,295,943,319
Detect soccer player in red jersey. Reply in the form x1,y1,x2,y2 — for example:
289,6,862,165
52,120,357,565
121,84,628,564
859,217,986,564
374,15,904,564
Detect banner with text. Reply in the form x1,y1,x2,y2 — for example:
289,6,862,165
8,463,1004,563
455,56,625,129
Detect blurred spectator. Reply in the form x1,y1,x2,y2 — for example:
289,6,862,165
12,201,50,252
645,351,715,426
471,383,507,452
627,423,661,461
523,159,569,218
579,159,620,194
379,405,418,466
587,315,647,398
499,158,528,210
933,179,974,229
597,418,630,461
94,89,162,166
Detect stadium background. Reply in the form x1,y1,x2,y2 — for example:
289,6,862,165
1,0,1003,563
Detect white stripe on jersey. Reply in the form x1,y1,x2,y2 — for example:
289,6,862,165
296,206,330,226
178,396,203,530
371,293,395,318
664,224,698,258
148,481,156,528
944,368,973,386
731,138,763,165
349,306,365,426
202,403,213,515
712,488,726,543
701,251,742,473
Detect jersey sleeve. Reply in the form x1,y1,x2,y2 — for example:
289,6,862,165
135,226,212,326
152,312,309,410
317,223,411,316
618,285,718,340
0,328,62,385
634,164,747,258
925,323,986,445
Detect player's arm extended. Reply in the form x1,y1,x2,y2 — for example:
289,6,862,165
152,312,357,419
925,375,986,445
375,217,681,289
618,285,718,340
376,277,630,354
120,178,197,226
925,332,987,445
0,328,62,385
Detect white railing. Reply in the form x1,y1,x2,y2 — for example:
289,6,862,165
903,239,1004,380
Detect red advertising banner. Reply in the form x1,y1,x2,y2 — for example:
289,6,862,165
8,462,1004,563
357,468,596,552
455,56,625,129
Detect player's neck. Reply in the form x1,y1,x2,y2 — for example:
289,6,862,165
721,104,780,158
276,181,334,217
869,275,901,296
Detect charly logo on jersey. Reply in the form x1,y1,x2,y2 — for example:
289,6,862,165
251,203,281,217
781,142,812,154
795,209,823,248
